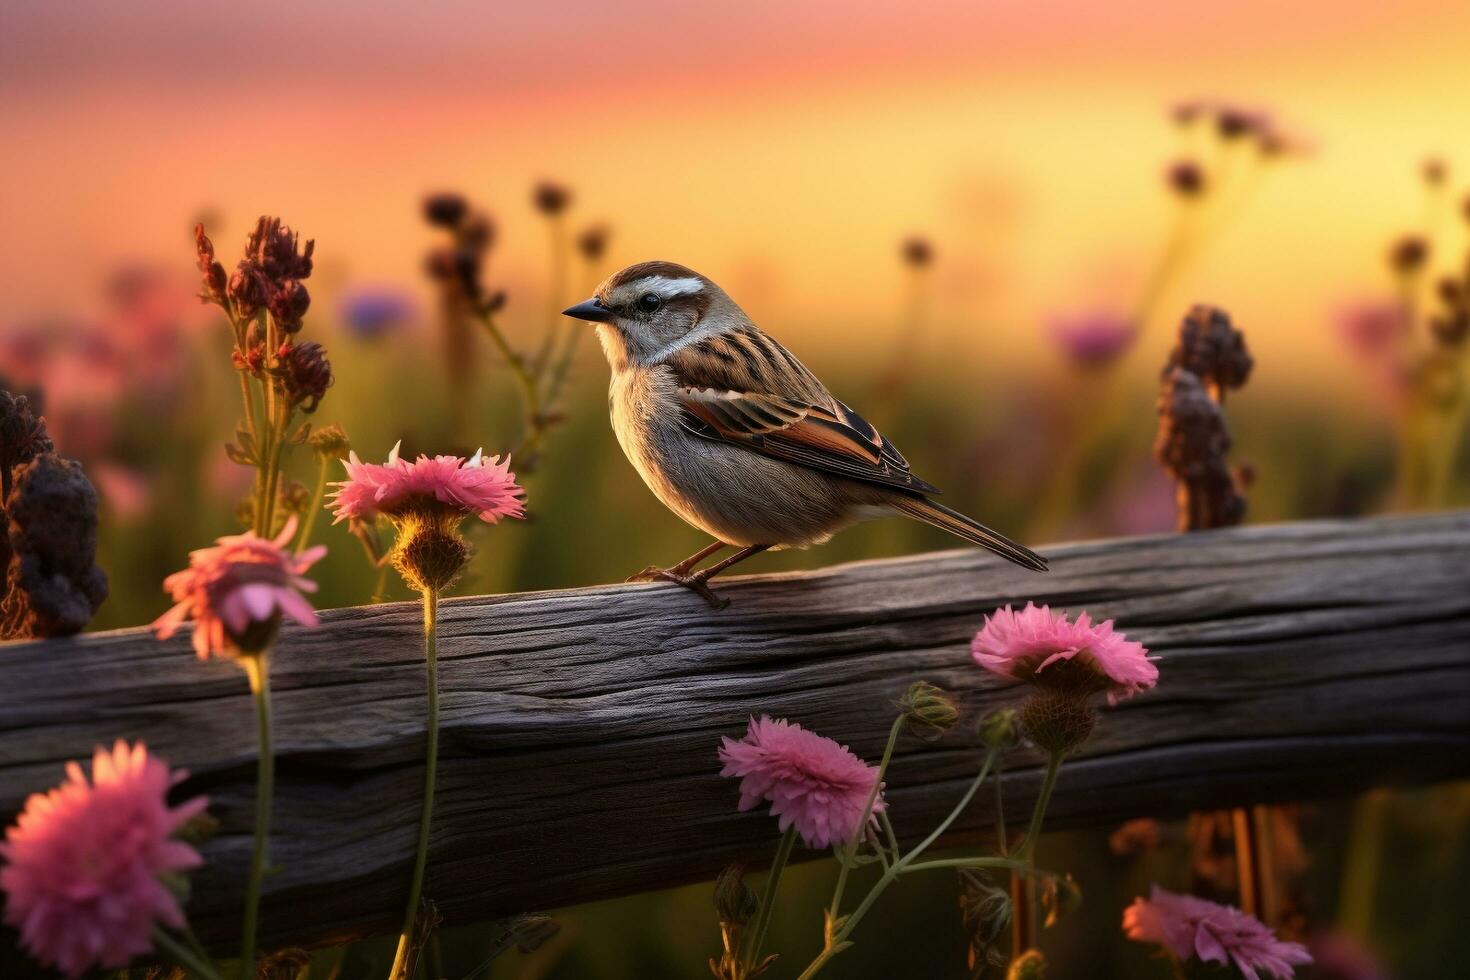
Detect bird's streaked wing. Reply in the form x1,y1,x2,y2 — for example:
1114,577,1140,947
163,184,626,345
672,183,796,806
665,327,941,496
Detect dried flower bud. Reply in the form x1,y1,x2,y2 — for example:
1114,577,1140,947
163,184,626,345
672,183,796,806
309,422,352,461
959,869,1011,974
423,192,469,229
901,236,934,268
713,863,759,926
425,247,458,283
1389,235,1429,276
1165,305,1253,400
576,224,610,262
1166,159,1205,197
247,215,314,281
896,680,959,740
228,265,264,319
279,341,333,413
268,280,311,333
1007,949,1048,980
195,224,229,304
978,707,1021,750
533,181,572,216
1040,872,1082,928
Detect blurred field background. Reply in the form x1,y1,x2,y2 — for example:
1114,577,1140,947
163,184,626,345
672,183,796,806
3,0,1469,977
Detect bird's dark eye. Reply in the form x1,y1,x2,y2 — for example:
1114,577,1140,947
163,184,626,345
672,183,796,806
637,292,661,314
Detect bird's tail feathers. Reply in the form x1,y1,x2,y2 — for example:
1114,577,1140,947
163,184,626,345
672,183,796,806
892,497,1048,572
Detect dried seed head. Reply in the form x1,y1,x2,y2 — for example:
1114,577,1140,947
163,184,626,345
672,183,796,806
1,454,109,639
1,389,53,500
901,236,934,268
1166,159,1206,197
246,215,314,281
532,181,572,216
279,341,333,413
1389,235,1430,276
423,192,469,229
576,224,610,262
896,680,960,740
1154,367,1247,530
1165,305,1253,399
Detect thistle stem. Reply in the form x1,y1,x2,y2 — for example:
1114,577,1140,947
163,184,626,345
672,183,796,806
153,928,224,980
828,716,903,924
742,825,797,975
476,311,546,464
294,455,330,556
390,587,440,980
1019,752,1063,952
798,749,998,980
238,652,274,980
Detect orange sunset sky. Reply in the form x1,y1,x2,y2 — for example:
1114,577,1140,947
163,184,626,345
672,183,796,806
4,0,1470,392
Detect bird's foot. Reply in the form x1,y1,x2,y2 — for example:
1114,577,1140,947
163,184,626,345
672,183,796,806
625,567,730,610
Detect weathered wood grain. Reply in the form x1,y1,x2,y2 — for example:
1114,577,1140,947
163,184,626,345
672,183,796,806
1,512,1468,959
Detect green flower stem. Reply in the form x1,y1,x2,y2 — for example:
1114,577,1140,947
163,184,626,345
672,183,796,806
475,310,548,465
798,748,999,980
153,928,224,980
827,716,904,924
878,811,900,860
742,824,798,975
901,856,1026,874
238,652,275,980
294,455,330,556
1019,751,1064,952
389,586,441,980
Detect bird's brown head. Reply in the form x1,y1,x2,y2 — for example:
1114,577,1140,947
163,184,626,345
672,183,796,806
563,260,739,368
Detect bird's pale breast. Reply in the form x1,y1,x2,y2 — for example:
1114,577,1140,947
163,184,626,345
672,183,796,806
608,365,880,548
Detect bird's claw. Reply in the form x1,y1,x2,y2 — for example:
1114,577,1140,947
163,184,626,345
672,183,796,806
625,567,730,610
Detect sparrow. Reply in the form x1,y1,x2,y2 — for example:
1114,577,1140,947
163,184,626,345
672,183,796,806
563,260,1046,608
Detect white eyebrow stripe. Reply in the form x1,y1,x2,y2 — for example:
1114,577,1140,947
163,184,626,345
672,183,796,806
633,275,706,298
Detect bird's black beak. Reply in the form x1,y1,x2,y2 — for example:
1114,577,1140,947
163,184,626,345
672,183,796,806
562,297,614,323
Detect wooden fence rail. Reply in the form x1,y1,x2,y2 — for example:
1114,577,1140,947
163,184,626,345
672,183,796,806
2,512,1469,958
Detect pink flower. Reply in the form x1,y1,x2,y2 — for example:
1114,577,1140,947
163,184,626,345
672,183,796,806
718,716,885,849
972,602,1157,702
1,741,208,978
153,516,325,659
1047,310,1138,368
1124,886,1312,980
1336,301,1410,361
328,441,526,525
